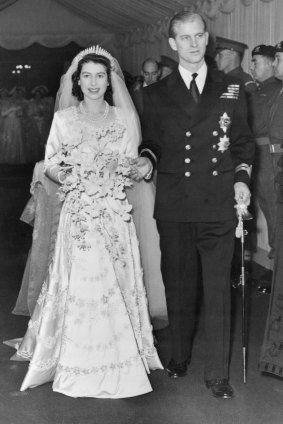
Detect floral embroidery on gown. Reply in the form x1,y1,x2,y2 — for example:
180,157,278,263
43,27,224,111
12,104,163,398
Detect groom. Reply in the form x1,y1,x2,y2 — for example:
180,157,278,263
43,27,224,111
133,11,254,399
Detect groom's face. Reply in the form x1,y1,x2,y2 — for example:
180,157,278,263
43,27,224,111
169,16,208,69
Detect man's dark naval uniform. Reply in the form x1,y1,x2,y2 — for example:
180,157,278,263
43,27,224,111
140,64,254,381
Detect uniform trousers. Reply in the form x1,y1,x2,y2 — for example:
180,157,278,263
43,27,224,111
252,144,281,255
156,219,236,381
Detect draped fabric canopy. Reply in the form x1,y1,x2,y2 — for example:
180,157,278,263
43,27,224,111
0,0,277,50
0,0,114,50
0,0,281,75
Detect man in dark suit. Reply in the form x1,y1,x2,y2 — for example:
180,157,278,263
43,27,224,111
131,11,254,399
129,58,160,116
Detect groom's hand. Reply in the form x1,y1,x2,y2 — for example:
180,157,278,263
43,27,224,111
129,157,152,181
234,182,251,206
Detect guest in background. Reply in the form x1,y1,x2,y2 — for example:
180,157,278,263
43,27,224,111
249,45,281,262
0,87,25,164
259,40,283,378
0,88,9,131
25,85,53,162
159,55,178,79
130,58,160,116
215,37,257,96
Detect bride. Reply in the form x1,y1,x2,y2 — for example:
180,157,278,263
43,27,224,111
9,46,163,398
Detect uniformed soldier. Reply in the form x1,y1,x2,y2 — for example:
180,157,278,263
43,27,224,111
269,41,283,150
249,45,281,261
259,41,283,377
268,41,283,208
215,36,257,96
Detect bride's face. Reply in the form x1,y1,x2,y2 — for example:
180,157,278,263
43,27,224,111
79,61,108,102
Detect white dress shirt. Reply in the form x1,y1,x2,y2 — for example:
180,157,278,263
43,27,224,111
178,62,207,94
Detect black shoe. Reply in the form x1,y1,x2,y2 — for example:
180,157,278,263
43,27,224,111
206,379,234,399
166,359,188,378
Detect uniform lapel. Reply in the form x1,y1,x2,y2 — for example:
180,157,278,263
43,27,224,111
164,70,194,118
189,68,225,128
163,68,225,125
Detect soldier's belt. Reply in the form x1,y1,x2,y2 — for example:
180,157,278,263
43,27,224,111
270,144,283,154
256,137,283,154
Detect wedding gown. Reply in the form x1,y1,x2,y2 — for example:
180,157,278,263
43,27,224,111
11,104,163,398
13,162,167,326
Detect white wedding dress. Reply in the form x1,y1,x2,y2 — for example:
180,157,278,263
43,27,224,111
10,104,163,398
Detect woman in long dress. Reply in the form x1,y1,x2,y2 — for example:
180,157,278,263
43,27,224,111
12,81,167,328
25,85,53,163
10,47,163,398
0,89,25,164
24,88,46,163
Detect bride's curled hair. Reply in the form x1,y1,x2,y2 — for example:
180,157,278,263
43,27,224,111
71,54,113,104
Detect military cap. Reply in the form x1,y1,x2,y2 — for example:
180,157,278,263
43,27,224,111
216,36,248,54
159,55,178,70
252,44,276,59
275,41,283,53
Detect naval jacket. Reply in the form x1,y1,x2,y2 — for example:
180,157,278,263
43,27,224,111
140,67,254,222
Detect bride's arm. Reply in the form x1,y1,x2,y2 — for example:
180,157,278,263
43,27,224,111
44,112,66,184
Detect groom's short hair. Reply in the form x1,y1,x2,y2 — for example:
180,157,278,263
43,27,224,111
168,11,207,39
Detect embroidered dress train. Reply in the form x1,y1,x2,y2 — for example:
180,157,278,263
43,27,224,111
10,104,162,398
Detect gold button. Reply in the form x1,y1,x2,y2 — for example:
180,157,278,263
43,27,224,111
185,171,191,177
186,131,191,137
212,170,218,176
212,158,217,163
185,145,191,150
213,131,218,136
185,158,191,163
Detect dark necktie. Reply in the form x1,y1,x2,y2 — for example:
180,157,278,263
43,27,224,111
190,73,200,104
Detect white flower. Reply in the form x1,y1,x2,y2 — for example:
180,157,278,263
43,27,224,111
217,135,230,153
219,112,231,133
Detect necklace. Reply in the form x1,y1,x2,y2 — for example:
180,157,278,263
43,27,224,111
79,101,109,120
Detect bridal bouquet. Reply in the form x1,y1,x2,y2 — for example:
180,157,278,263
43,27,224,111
51,140,134,251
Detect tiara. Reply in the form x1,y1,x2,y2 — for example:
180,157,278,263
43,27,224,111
74,45,115,68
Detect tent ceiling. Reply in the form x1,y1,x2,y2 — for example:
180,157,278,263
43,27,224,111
53,0,192,32
0,0,277,50
52,0,277,32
